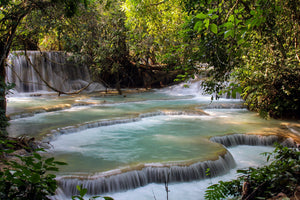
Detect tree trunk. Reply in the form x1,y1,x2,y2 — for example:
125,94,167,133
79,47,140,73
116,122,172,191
0,58,8,137
115,72,122,95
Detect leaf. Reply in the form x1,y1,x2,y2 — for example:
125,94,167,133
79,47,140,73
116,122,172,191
33,152,42,160
194,21,203,32
72,195,83,200
228,15,235,22
237,39,245,45
223,22,234,29
30,173,40,184
250,10,256,15
210,23,218,34
76,185,81,191
224,30,234,39
53,161,68,165
195,12,207,19
46,167,59,171
45,157,55,165
211,14,219,20
237,169,248,174
80,188,87,197
204,18,210,29
22,168,32,176
231,91,236,99
103,197,114,200
90,196,102,199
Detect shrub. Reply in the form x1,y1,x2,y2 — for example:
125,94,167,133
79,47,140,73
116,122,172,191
0,147,66,200
205,144,300,199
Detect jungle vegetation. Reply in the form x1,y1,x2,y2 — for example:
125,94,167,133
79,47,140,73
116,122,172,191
0,0,299,199
1,0,299,136
205,144,300,200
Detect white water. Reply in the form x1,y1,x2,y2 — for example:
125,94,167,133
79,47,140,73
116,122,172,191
49,109,277,174
105,146,272,200
6,51,104,93
53,145,273,200
7,81,291,199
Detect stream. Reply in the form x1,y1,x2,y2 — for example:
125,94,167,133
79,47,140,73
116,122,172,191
6,81,293,199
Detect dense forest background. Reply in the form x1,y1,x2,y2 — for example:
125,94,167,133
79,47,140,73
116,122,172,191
0,1,299,199
1,0,300,137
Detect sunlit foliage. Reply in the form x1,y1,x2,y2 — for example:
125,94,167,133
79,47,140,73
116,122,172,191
122,0,187,66
182,0,300,118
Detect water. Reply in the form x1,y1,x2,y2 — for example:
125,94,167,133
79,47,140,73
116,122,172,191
102,145,273,200
7,51,103,93
53,145,273,200
6,81,288,198
49,111,275,174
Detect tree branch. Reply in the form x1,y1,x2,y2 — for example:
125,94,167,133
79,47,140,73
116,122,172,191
24,50,93,96
225,0,240,21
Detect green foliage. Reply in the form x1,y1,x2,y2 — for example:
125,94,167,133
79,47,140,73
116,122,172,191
123,0,187,67
0,81,15,137
205,179,242,200
204,144,300,199
0,0,92,137
72,185,114,200
182,0,300,118
2,0,299,118
62,1,135,88
0,148,67,200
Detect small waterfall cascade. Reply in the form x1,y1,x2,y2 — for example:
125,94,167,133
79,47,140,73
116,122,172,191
57,151,236,196
56,133,298,197
6,51,103,93
210,134,297,148
46,110,208,142
161,78,242,101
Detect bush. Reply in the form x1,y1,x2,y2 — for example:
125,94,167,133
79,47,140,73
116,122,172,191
0,147,66,200
204,144,300,200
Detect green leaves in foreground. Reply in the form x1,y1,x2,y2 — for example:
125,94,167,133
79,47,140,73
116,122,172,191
204,144,300,199
0,148,67,200
72,185,114,200
205,179,242,200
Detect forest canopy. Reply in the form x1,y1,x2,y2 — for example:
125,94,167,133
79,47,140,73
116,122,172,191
0,0,299,132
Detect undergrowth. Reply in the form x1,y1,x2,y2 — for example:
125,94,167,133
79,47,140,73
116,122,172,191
205,144,300,200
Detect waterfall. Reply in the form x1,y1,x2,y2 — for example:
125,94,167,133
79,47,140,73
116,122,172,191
6,51,104,94
57,151,235,196
56,133,297,197
45,110,208,142
210,134,297,148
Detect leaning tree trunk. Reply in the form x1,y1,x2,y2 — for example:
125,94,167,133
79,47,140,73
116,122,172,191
0,2,32,138
0,59,8,137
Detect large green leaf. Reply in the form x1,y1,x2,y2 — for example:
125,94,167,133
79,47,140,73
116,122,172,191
224,30,234,38
210,23,218,34
195,12,207,19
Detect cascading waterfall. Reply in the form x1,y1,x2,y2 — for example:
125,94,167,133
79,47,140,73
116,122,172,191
46,110,208,142
210,134,297,148
6,51,104,93
57,151,235,196
55,133,297,197
6,72,300,199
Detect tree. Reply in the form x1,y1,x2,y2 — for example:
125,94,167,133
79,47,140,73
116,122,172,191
123,0,187,67
0,0,88,137
181,0,300,118
59,0,183,92
57,0,140,94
